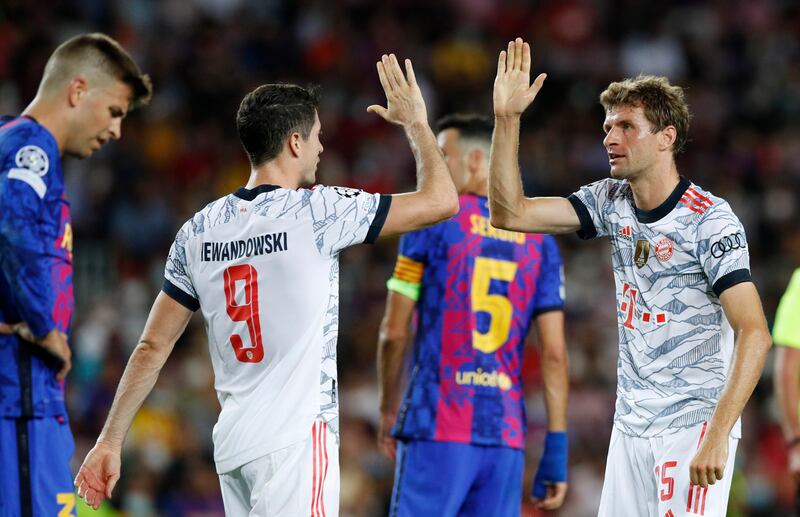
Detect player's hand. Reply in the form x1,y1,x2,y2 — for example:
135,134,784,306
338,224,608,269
789,442,800,482
75,441,122,510
367,54,427,128
0,323,71,380
493,37,547,118
378,409,397,460
689,431,728,488
531,431,569,510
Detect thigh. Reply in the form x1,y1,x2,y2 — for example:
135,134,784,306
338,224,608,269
597,428,655,517
655,424,738,517
390,440,478,517
31,417,76,517
459,447,524,517
249,419,339,517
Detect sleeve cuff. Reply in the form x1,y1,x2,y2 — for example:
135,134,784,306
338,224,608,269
712,269,752,297
365,194,392,244
567,195,597,240
532,305,565,318
162,279,200,311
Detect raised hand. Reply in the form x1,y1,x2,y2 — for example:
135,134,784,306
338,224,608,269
367,54,428,128
0,323,71,380
494,37,547,118
74,441,122,510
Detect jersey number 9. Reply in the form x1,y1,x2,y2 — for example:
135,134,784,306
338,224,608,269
224,264,265,363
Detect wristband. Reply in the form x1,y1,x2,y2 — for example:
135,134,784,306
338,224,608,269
531,431,568,499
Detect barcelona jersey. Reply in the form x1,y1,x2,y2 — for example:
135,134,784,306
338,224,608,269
0,116,73,418
388,193,564,449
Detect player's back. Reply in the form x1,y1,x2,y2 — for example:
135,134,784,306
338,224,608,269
164,184,389,473
391,193,564,449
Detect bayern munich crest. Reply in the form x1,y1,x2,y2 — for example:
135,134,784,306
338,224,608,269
655,238,674,261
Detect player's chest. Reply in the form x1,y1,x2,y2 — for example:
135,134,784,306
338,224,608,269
608,216,700,286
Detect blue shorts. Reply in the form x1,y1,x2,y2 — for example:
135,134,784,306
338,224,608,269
390,440,524,517
0,416,76,516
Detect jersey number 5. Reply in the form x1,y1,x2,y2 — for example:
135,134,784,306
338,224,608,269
224,264,264,363
472,257,518,353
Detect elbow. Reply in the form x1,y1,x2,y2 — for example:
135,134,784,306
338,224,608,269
490,211,523,232
133,338,171,368
379,323,409,348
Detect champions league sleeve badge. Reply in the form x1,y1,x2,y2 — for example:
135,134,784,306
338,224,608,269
332,186,361,198
634,239,651,268
16,145,49,176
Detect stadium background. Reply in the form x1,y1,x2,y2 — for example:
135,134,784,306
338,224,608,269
2,0,799,515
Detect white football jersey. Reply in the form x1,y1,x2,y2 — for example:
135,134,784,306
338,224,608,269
568,177,750,438
163,184,391,473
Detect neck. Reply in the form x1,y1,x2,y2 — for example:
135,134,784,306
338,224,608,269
245,159,303,190
465,172,489,197
628,163,680,211
22,96,67,155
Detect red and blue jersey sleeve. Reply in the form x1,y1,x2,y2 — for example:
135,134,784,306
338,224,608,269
532,235,565,316
387,226,438,301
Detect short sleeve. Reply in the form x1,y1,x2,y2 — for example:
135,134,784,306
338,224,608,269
773,269,800,348
309,186,392,256
386,227,435,302
695,203,751,297
532,235,566,316
162,223,199,311
567,179,615,240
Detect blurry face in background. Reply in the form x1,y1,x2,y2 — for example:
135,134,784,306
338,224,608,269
602,104,664,180
437,128,469,194
298,112,323,187
65,77,131,158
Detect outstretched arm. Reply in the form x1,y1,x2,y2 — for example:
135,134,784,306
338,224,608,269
367,54,459,236
775,346,800,480
377,290,416,460
74,292,193,509
688,281,771,487
530,310,569,510
489,38,580,234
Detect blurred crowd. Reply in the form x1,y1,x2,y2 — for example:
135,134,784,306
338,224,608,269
2,0,799,515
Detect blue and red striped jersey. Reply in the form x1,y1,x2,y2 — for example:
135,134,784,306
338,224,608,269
388,194,564,449
0,116,73,417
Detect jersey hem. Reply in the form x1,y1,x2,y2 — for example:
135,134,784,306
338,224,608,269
365,194,392,244
712,268,751,297
162,279,200,311
566,194,597,240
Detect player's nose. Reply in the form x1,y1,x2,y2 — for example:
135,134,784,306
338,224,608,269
109,118,122,140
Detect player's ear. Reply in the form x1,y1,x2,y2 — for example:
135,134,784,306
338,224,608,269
67,77,88,108
659,125,677,153
288,132,302,158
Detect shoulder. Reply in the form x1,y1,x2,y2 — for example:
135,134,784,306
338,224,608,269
690,184,740,227
577,177,631,204
1,119,58,162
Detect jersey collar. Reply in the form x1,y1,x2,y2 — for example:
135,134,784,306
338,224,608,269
233,184,281,201
634,175,690,224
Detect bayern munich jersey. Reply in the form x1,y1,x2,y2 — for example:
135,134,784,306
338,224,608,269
568,176,751,438
0,116,73,418
388,194,564,449
163,184,390,473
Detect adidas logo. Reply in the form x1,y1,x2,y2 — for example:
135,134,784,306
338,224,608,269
617,225,632,241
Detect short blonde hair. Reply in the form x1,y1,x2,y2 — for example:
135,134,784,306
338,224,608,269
600,75,691,156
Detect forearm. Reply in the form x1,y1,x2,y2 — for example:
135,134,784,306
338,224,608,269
97,340,172,448
775,347,800,441
707,327,771,439
541,348,569,432
489,116,526,228
405,120,458,214
378,335,406,412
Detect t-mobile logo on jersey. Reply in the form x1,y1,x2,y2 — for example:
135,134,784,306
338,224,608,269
620,282,668,330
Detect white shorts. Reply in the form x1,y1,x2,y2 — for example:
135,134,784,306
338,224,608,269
219,420,339,517
598,423,738,517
